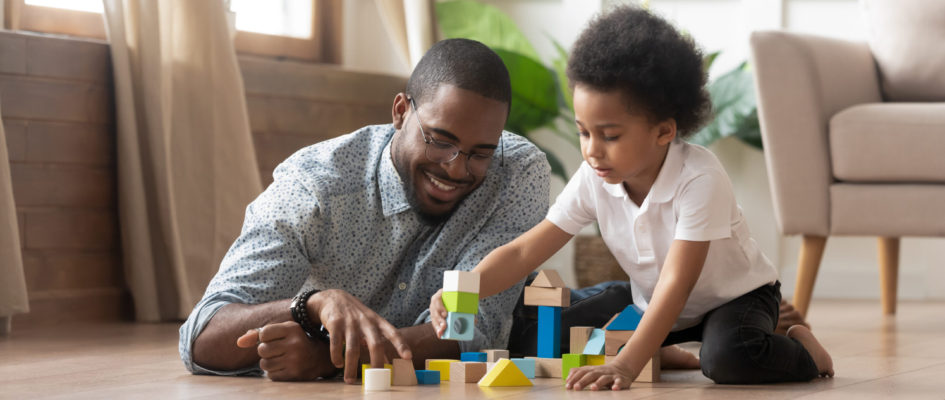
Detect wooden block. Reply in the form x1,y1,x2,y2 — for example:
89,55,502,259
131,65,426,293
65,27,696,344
392,358,417,386
531,269,566,288
442,291,478,314
605,329,634,356
425,359,459,381
363,368,390,391
570,326,594,354
441,312,474,341
361,363,392,382
460,352,487,362
582,328,605,355
510,358,535,379
561,354,586,380
607,304,644,331
526,357,562,378
537,306,561,358
483,349,509,362
449,361,487,383
524,286,569,307
603,312,620,330
586,355,605,365
477,359,532,387
415,369,440,384
443,270,480,293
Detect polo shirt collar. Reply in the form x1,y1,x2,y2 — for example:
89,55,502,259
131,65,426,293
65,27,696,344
601,138,685,204
379,139,412,217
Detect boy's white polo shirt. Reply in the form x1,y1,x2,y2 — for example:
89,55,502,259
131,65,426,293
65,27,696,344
547,139,778,330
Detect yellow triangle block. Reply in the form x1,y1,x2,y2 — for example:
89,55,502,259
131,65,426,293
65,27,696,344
477,359,533,387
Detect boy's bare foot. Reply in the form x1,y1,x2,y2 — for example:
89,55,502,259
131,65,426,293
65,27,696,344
776,299,810,335
787,324,835,378
659,345,700,369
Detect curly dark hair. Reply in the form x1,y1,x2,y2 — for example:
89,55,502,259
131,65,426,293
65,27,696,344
567,5,712,137
407,38,511,111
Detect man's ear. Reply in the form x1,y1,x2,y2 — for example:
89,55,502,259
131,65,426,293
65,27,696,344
392,93,409,130
656,118,677,146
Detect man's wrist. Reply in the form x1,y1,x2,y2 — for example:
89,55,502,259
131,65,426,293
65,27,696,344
291,289,329,342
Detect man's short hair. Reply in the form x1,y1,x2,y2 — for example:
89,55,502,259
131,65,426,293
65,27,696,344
406,38,511,112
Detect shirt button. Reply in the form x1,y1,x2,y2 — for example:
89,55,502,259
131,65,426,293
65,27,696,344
398,282,407,290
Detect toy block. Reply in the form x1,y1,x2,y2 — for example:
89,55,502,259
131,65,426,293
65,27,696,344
570,326,594,353
561,353,587,380
450,361,487,383
605,329,634,356
537,305,561,358
461,352,487,362
477,359,533,387
415,369,440,384
606,304,644,331
526,356,562,378
442,291,479,314
582,328,605,355
363,368,391,391
531,269,566,288
443,270,480,293
524,286,569,307
361,363,392,383
392,358,417,386
441,312,475,341
425,359,459,381
483,349,509,362
586,354,605,365
510,358,536,379
486,361,496,372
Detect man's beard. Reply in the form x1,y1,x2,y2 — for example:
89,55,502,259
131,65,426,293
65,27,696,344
401,171,456,226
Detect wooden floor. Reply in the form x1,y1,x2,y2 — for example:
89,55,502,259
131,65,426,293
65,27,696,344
2,299,945,399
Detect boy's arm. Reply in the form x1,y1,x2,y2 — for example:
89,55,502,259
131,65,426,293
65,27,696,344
475,219,574,297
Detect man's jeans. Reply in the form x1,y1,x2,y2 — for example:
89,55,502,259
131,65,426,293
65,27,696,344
507,274,820,383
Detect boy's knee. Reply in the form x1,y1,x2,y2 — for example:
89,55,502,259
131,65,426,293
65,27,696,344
700,327,769,384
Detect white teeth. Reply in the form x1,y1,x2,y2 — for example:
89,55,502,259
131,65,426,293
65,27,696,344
425,172,456,191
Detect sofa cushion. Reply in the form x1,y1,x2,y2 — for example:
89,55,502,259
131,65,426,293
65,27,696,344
863,0,945,101
830,103,945,183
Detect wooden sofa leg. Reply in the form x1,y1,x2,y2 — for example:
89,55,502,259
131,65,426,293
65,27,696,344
878,237,900,315
794,235,827,318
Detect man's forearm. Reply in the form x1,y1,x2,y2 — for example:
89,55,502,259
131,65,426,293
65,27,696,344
192,300,295,371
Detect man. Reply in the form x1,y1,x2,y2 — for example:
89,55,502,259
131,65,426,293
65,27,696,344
179,38,550,383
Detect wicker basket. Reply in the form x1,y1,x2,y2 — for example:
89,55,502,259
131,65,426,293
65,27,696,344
573,235,629,287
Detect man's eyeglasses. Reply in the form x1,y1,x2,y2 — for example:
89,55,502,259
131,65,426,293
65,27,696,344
408,97,502,177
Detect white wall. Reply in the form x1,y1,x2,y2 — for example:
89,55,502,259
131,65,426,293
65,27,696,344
340,0,945,300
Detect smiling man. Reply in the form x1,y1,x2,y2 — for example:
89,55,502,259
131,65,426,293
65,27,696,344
178,39,551,383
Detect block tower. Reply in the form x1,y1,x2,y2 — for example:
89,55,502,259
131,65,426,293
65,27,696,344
524,270,569,358
441,270,480,341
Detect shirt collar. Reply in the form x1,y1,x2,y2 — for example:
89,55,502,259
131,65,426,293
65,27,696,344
379,138,412,217
601,138,685,204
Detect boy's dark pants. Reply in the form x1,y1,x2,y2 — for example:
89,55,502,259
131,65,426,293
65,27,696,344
508,275,820,383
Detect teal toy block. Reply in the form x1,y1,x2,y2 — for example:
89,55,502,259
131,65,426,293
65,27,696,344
582,328,605,355
442,291,479,314
606,304,644,331
562,353,587,380
441,312,475,341
415,369,440,384
510,358,536,379
461,352,487,362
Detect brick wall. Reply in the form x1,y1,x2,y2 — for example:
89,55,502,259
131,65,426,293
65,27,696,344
0,31,406,328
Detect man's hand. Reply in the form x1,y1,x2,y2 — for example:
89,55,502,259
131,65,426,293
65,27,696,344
565,362,636,391
235,321,335,381
309,289,413,384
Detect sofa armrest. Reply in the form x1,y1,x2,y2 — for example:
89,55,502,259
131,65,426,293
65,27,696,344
749,31,882,236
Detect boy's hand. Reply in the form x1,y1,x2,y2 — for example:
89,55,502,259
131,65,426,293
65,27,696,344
565,362,636,391
429,288,448,338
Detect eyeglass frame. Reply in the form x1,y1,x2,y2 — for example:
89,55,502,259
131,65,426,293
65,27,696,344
407,96,504,177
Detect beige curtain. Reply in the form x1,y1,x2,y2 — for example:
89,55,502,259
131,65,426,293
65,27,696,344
0,102,29,335
102,0,263,321
375,0,438,69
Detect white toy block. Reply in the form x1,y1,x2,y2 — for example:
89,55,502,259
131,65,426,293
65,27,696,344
443,270,480,293
364,368,391,391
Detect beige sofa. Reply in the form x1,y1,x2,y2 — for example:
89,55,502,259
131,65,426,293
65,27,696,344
749,0,945,316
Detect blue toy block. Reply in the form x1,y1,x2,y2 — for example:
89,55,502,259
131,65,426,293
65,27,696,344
415,369,440,384
442,312,475,341
537,305,561,358
582,328,605,355
461,352,488,362
606,304,644,331
510,358,536,379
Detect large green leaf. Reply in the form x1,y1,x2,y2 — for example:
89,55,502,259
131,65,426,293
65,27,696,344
436,0,540,60
550,37,573,112
689,62,762,150
493,48,560,137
